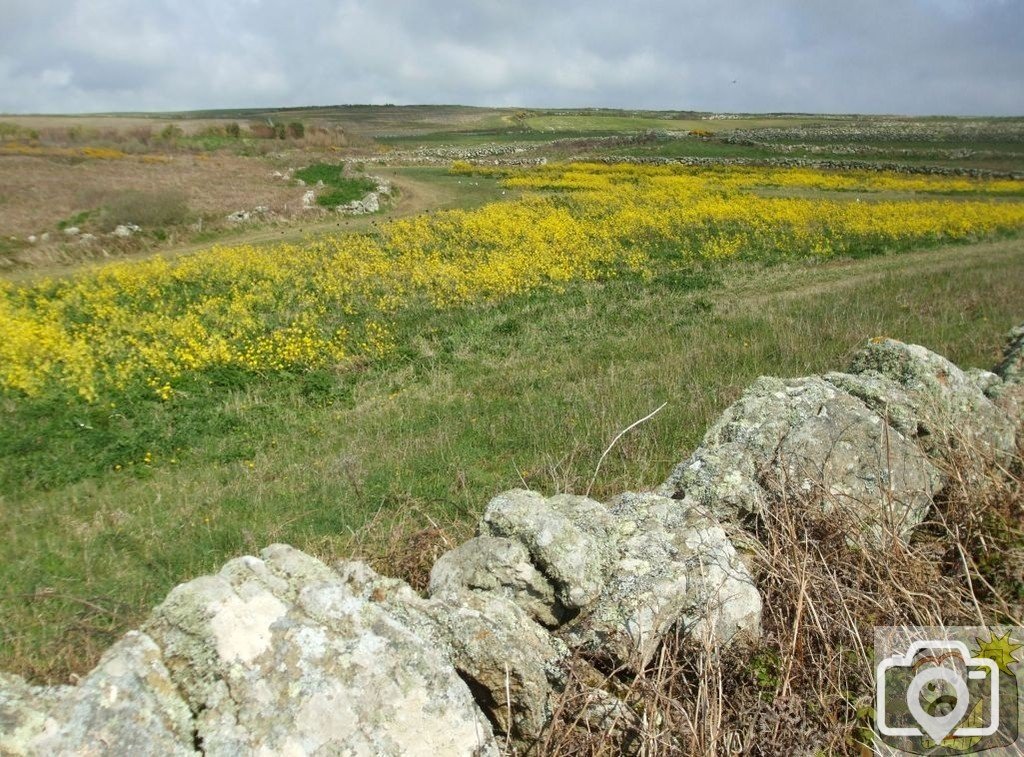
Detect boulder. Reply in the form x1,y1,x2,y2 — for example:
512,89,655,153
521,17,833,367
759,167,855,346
429,535,566,626
564,492,761,668
344,560,567,746
995,324,1024,387
663,376,942,537
143,544,497,756
847,337,1017,457
479,490,617,610
0,632,194,756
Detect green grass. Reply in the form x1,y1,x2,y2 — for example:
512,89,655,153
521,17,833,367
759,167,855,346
3,236,1024,683
596,136,780,160
525,115,821,133
294,163,378,207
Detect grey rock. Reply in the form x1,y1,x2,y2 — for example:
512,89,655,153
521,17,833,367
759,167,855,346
665,376,942,536
849,337,1017,457
398,590,567,745
347,560,566,745
339,192,381,214
824,370,922,438
144,544,497,756
989,325,1024,420
995,324,1024,386
565,492,761,668
0,632,194,756
112,224,140,238
480,489,616,609
429,535,566,626
63,226,80,236
658,441,766,521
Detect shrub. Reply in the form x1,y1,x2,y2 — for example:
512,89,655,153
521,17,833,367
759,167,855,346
249,123,274,139
98,189,189,230
225,122,241,139
159,124,184,141
287,121,305,139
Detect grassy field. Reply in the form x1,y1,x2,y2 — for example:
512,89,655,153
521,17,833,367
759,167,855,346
3,108,1024,687
3,233,1024,681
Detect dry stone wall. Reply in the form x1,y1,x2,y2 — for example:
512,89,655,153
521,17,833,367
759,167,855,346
2,326,1023,755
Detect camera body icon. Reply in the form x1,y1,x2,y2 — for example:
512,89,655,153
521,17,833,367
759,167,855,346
876,640,999,744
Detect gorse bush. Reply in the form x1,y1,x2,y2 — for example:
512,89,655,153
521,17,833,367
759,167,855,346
1,163,1023,403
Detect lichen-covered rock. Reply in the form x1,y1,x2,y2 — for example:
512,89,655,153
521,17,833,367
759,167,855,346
480,490,617,609
144,545,497,756
995,324,1024,386
658,441,766,520
343,560,566,746
429,535,566,626
0,632,194,756
848,337,1017,456
989,324,1024,420
395,590,568,745
565,492,761,668
823,371,923,439
664,376,942,536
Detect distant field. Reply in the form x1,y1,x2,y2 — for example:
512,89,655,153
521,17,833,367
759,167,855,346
524,114,823,133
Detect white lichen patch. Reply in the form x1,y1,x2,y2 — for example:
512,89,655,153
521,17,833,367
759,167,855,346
209,592,288,664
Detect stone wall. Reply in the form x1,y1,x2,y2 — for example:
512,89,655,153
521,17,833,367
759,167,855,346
2,326,1022,755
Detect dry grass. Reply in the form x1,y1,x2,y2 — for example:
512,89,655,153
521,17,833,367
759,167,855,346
345,500,477,592
0,153,303,238
539,439,1024,755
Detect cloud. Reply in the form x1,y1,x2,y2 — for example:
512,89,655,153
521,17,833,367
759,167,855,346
0,0,1021,114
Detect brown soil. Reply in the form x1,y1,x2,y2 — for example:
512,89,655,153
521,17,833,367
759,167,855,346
0,152,303,237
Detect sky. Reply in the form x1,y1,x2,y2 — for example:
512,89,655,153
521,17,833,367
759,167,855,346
1,0,1022,116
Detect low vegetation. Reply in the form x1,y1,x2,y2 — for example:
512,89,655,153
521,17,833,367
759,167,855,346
96,188,190,231
294,162,378,206
2,163,1022,403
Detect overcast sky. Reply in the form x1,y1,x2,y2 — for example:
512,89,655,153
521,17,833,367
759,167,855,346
1,0,1021,116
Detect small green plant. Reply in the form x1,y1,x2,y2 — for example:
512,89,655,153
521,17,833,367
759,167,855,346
57,209,96,231
750,649,782,698
287,122,305,139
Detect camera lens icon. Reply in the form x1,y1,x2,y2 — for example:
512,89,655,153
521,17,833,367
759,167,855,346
877,640,1000,744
